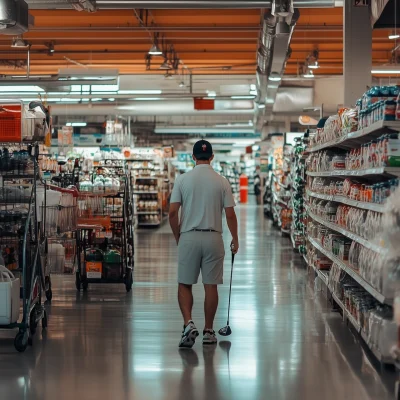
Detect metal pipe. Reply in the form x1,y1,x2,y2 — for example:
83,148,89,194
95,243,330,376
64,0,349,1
25,0,341,9
27,45,30,78
26,26,343,33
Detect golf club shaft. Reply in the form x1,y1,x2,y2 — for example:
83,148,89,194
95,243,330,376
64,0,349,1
227,252,235,325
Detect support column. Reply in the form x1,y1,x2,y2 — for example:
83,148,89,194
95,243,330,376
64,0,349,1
344,2,372,107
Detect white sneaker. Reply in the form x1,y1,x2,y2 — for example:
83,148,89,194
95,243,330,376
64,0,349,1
179,320,199,349
203,329,217,345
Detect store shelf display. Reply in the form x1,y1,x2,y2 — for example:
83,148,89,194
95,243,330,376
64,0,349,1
290,135,308,253
304,88,400,367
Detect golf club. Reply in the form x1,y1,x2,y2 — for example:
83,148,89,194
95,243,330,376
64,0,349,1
218,250,235,336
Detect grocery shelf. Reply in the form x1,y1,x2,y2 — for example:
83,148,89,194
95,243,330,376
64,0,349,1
306,189,385,213
307,208,386,254
331,292,361,332
135,176,157,180
135,211,159,215
133,191,158,194
138,222,161,226
308,237,391,305
306,167,400,178
308,120,400,153
272,191,290,207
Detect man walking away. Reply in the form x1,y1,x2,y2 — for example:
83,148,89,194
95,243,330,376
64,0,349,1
169,140,239,349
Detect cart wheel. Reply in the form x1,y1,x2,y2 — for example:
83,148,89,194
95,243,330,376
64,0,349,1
46,288,53,302
75,273,81,291
45,276,53,302
125,270,133,293
42,310,48,329
82,281,89,291
14,332,28,353
29,311,37,335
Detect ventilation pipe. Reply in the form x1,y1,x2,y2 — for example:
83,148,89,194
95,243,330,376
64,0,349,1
254,1,299,133
25,0,340,10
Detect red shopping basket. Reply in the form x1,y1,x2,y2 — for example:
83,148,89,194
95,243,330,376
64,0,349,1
0,104,22,142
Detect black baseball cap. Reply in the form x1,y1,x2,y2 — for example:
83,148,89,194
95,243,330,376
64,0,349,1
193,139,213,160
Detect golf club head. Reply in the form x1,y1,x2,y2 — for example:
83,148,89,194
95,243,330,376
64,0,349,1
218,325,232,336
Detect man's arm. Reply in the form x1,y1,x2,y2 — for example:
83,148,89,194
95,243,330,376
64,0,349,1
225,207,239,254
169,202,181,245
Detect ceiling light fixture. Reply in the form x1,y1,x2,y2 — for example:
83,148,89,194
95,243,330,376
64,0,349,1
308,60,319,69
118,90,162,95
159,58,172,70
231,96,256,99
303,69,315,78
148,44,163,56
371,66,400,74
66,122,87,127
11,38,29,48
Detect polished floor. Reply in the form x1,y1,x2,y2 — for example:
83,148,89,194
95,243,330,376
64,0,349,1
0,204,396,400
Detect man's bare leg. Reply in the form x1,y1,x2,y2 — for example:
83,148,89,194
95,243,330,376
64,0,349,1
204,284,218,330
178,283,193,325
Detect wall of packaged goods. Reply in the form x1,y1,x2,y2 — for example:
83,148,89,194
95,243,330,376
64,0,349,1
265,85,400,368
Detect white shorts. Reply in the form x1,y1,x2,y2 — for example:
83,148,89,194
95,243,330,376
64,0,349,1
178,231,225,285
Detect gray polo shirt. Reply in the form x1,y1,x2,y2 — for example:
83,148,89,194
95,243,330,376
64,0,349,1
170,164,236,233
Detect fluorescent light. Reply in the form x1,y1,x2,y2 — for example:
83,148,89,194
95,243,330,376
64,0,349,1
108,98,115,101
66,122,87,127
91,98,102,102
389,34,400,40
130,97,162,101
148,44,163,56
303,69,314,78
0,86,44,92
11,75,52,78
258,104,265,109
118,90,162,95
91,84,119,92
117,105,135,110
308,61,319,69
231,96,256,99
371,68,400,74
159,59,172,70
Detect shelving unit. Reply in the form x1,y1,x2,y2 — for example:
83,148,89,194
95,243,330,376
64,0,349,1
306,189,386,213
307,167,400,178
308,120,400,153
308,237,390,305
307,208,386,254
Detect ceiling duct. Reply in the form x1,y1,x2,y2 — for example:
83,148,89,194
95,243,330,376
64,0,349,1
254,1,299,132
0,0,31,35
24,0,340,9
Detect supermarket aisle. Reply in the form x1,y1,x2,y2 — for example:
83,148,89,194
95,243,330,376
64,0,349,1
0,205,395,400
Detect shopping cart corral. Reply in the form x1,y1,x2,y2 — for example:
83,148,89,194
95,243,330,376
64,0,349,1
75,173,135,292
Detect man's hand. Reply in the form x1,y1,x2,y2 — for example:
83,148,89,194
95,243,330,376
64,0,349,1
231,237,239,254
